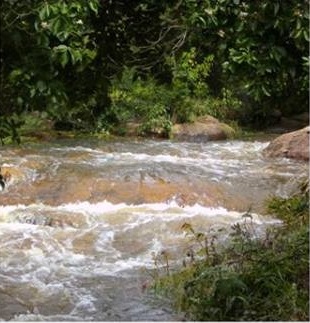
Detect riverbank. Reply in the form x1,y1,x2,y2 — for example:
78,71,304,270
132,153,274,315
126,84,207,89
0,110,286,146
152,180,309,321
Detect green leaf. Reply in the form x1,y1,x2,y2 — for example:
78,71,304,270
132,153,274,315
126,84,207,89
30,88,36,98
130,45,140,54
39,4,50,20
57,31,70,42
9,69,23,81
60,2,68,15
293,29,302,39
302,56,310,67
17,97,23,106
46,4,50,18
84,48,97,61
261,85,271,96
198,16,206,27
50,17,62,35
36,80,46,93
89,0,98,14
60,51,69,67
53,44,68,52
37,33,49,47
53,45,69,67
34,20,39,31
69,48,83,64
274,3,280,16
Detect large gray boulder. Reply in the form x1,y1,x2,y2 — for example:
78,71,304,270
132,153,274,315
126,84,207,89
171,116,235,142
263,126,309,161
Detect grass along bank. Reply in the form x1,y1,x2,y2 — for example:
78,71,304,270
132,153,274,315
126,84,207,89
151,179,309,321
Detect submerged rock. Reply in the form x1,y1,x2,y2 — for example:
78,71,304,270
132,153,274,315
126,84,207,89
171,116,235,142
0,167,14,191
263,126,309,161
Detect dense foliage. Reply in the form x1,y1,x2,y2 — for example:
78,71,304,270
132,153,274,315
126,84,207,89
1,0,309,141
152,179,309,321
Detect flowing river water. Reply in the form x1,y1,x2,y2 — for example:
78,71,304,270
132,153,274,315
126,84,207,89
0,138,307,321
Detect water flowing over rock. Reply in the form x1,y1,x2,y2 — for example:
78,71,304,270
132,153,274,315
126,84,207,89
263,126,309,161
171,116,235,142
0,138,307,321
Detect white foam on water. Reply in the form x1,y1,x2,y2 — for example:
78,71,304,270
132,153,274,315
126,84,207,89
59,200,129,215
70,294,97,317
50,146,103,154
1,139,303,321
0,200,281,232
12,313,87,322
64,141,258,163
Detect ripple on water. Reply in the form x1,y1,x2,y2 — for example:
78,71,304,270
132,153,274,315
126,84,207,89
0,138,306,320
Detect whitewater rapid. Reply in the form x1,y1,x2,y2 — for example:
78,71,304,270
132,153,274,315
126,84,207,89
0,138,307,320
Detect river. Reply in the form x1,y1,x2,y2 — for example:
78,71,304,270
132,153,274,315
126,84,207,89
0,138,307,321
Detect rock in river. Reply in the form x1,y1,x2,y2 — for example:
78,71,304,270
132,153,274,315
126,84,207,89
263,126,309,161
171,116,235,142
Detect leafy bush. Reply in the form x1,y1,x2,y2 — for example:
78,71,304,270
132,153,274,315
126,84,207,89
267,179,309,227
168,48,241,123
0,115,22,145
105,68,173,136
105,52,242,136
173,89,241,124
152,179,309,321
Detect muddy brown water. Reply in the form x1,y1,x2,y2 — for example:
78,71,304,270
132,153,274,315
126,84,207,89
0,138,307,321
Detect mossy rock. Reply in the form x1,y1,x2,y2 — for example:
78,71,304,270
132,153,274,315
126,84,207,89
171,115,235,142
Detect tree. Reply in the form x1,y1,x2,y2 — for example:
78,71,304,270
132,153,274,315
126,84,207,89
1,0,103,132
1,0,309,141
180,0,309,123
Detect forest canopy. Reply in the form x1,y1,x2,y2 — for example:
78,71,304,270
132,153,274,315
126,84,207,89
1,0,309,141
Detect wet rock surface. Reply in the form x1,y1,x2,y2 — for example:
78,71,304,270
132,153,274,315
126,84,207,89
263,126,309,161
0,139,307,212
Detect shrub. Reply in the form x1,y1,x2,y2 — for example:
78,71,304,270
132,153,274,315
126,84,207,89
104,67,173,136
0,115,23,145
105,55,242,136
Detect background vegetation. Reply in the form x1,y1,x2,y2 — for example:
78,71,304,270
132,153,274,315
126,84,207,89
152,179,309,321
1,0,309,142
1,2,309,320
